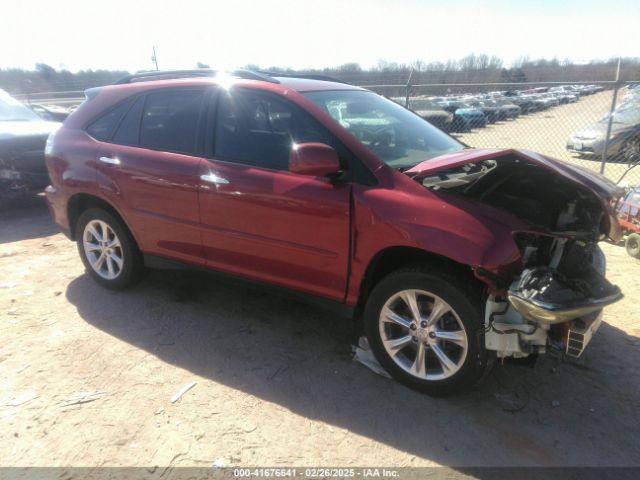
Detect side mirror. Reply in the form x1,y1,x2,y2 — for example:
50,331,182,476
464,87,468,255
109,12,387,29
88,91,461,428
289,143,341,178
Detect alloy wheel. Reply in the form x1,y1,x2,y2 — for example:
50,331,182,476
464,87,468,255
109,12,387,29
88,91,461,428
82,220,124,280
378,289,468,381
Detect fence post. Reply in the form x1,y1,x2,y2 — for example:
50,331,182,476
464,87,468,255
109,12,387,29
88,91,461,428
404,69,414,108
599,58,621,174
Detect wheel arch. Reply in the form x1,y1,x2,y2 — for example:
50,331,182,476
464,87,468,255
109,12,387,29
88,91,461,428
67,193,139,246
356,246,485,312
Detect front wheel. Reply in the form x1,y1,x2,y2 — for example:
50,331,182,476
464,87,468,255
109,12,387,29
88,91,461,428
364,267,486,395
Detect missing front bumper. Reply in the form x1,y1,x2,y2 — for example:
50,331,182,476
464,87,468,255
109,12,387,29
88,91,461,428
507,267,622,325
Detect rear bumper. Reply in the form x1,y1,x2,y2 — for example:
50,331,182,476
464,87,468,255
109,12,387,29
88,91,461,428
44,185,72,239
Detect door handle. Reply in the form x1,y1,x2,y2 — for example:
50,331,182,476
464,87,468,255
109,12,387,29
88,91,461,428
200,172,229,185
98,156,121,165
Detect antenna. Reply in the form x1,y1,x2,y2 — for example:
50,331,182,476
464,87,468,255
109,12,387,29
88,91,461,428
151,46,159,71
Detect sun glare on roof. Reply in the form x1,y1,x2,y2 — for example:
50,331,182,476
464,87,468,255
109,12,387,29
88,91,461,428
214,71,236,90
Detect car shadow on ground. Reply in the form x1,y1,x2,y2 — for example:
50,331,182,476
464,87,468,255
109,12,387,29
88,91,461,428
65,268,640,468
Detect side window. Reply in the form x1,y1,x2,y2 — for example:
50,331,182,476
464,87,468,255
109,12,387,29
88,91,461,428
139,89,204,155
86,98,134,141
214,89,334,171
113,96,144,145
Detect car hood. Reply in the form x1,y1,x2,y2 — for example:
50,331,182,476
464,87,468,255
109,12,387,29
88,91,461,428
0,120,61,141
406,148,624,240
571,121,633,139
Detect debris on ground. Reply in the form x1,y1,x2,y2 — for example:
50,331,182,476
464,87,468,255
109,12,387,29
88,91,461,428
353,336,391,379
59,391,105,407
493,387,530,413
7,391,39,407
171,381,197,403
15,364,30,374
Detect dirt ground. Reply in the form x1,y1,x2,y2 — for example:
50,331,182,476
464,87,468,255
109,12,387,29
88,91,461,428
1,201,640,471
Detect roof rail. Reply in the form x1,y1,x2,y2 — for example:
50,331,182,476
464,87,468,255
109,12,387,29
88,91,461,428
114,69,280,85
259,71,351,85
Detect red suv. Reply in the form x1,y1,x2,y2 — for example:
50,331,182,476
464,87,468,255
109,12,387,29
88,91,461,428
45,70,623,394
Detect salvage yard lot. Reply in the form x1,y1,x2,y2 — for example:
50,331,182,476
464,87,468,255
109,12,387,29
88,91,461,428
456,90,631,183
1,203,640,468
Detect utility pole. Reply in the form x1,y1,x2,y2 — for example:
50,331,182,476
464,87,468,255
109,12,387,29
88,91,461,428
151,46,159,71
405,68,415,108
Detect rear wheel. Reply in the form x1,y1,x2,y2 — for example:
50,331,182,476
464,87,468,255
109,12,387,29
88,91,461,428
75,208,145,290
364,267,486,395
626,233,640,259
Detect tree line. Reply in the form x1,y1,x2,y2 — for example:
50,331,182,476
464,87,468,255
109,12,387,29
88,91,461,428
1,55,638,95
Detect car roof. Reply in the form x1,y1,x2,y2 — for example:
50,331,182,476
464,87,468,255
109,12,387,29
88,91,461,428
67,74,366,130
111,70,364,93
272,76,363,92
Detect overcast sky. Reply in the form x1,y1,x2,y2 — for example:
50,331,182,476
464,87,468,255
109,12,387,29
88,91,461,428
3,0,639,72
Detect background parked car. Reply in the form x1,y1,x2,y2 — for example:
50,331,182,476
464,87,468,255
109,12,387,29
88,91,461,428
405,97,454,131
0,89,61,201
567,105,640,163
504,92,537,114
468,100,501,123
492,98,521,119
28,103,71,122
437,100,487,131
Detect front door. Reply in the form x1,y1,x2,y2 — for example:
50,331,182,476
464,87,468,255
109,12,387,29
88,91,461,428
197,88,351,300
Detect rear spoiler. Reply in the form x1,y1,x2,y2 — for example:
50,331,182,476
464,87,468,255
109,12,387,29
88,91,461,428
84,87,102,101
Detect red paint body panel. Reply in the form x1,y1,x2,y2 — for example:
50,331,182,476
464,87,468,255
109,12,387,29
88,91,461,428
344,174,523,306
44,75,620,312
198,159,351,300
96,143,205,263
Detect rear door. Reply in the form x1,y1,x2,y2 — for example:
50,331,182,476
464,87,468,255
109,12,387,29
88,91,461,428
197,88,351,300
94,87,208,264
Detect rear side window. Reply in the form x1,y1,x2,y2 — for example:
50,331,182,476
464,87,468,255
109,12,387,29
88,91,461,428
214,89,334,171
112,96,144,145
139,90,204,155
86,98,134,141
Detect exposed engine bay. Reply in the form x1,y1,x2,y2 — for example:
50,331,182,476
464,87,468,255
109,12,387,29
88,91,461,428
416,155,623,359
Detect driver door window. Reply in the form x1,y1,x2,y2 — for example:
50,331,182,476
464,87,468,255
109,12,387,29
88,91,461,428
214,89,336,171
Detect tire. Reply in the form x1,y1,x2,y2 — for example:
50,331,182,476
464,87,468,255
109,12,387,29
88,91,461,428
622,138,640,167
626,233,640,259
364,267,486,395
75,208,145,290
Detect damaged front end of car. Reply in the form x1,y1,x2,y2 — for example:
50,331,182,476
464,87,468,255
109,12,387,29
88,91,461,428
407,148,624,360
0,121,60,204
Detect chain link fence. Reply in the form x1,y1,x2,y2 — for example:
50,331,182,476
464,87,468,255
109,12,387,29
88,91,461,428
6,70,640,187
359,74,640,187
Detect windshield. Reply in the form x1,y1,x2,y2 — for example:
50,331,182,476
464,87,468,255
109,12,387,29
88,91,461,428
304,90,463,169
0,90,41,121
604,108,640,125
